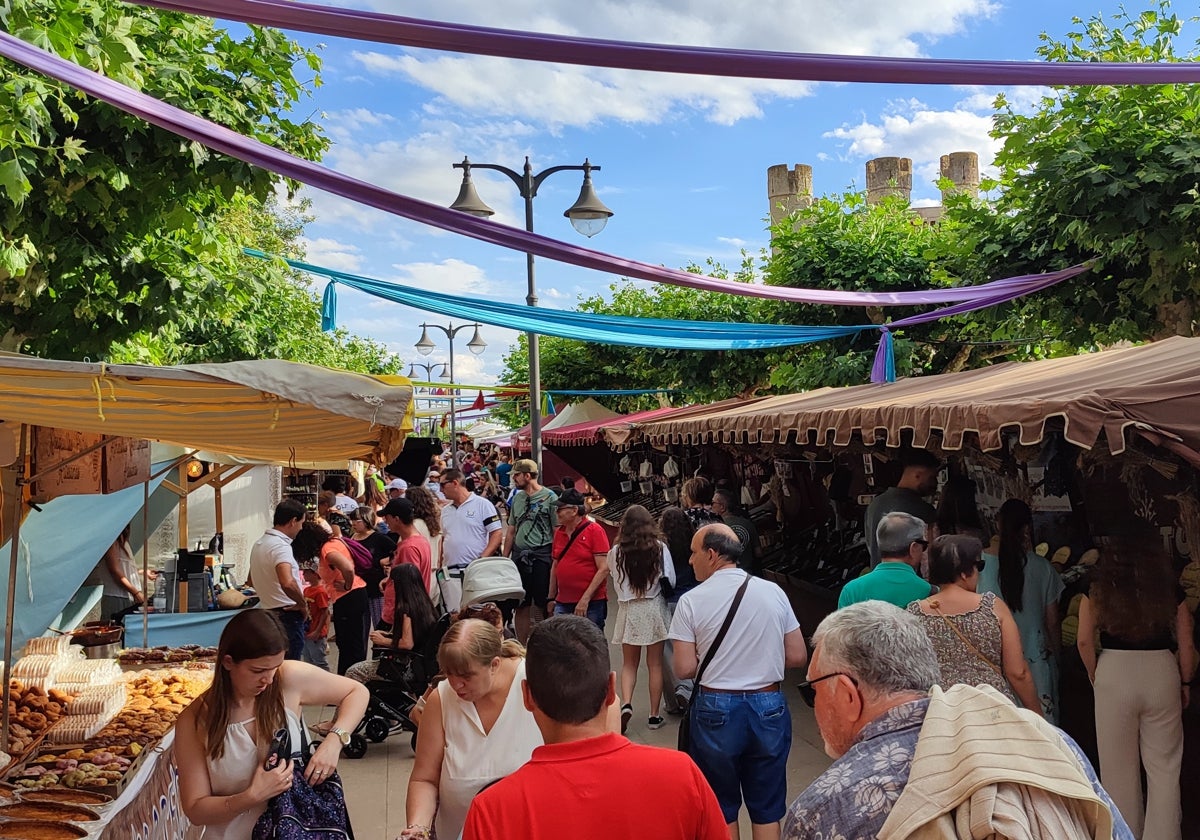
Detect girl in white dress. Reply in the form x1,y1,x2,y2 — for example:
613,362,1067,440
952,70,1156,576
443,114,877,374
608,504,676,733
175,609,369,838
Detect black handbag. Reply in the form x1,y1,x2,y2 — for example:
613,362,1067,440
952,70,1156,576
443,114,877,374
677,574,751,754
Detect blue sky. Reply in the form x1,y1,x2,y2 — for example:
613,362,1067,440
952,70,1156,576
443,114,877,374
274,0,1140,387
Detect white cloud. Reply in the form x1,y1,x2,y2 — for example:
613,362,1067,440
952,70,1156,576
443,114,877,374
300,237,363,272
344,0,997,128
822,97,1001,195
717,236,748,248
387,258,500,297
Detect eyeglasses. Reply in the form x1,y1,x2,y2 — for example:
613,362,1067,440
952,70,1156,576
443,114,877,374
796,672,856,707
440,480,455,488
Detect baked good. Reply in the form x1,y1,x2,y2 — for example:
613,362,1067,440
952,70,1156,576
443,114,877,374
0,821,88,839
0,801,99,821
21,789,112,806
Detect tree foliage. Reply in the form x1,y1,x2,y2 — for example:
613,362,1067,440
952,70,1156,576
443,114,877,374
0,0,336,361
950,1,1200,344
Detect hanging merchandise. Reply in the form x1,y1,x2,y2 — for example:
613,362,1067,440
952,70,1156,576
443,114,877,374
639,460,654,479
740,485,756,508
663,457,681,479
618,455,632,473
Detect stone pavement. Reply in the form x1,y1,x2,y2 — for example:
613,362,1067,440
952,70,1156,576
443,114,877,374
313,636,832,839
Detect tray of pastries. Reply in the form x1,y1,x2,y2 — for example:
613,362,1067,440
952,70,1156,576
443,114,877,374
0,802,99,823
118,645,218,666
5,683,73,757
0,820,89,839
10,747,136,794
19,789,111,807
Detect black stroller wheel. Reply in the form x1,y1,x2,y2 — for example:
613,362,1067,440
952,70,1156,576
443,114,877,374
342,734,368,759
365,717,391,743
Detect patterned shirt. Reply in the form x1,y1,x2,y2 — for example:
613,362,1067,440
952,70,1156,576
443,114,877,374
782,698,1134,840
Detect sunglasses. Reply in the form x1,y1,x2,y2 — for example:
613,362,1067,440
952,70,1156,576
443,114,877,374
796,672,856,707
440,480,456,488
466,601,499,614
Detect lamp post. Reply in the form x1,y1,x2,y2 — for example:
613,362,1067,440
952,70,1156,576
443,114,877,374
415,322,487,468
449,156,613,468
407,361,448,436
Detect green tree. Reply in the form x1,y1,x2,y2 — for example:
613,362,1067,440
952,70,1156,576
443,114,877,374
0,0,329,359
952,1,1200,346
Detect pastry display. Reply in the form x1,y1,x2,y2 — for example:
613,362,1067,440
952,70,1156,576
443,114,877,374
0,820,88,839
0,802,99,821
4,683,73,755
22,637,73,657
64,685,125,720
45,715,107,745
118,646,217,665
55,660,120,694
21,789,111,806
12,747,132,791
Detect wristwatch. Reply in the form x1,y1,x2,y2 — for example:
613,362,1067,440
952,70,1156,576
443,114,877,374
330,727,351,746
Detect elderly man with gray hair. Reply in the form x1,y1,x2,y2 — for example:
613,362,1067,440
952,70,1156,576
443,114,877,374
837,512,933,609
783,601,1133,840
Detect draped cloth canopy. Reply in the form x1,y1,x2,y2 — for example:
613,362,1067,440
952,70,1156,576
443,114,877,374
0,356,415,466
618,338,1200,465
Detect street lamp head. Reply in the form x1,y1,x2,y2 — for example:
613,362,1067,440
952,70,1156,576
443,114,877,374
565,159,612,238
449,157,496,218
467,325,488,356
415,326,436,356
406,364,416,378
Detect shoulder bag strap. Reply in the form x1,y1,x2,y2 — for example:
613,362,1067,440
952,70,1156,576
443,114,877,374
552,522,588,562
688,574,751,708
929,598,1004,676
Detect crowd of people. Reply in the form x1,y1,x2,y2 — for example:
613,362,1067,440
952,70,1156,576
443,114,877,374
179,443,1193,840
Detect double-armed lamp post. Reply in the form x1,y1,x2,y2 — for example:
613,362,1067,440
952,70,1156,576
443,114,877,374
415,322,486,469
449,156,613,468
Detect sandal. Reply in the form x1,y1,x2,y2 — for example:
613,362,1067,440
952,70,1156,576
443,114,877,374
620,703,633,735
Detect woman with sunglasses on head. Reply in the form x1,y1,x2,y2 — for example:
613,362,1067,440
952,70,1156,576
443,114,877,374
906,534,1042,715
346,563,438,685
349,505,397,628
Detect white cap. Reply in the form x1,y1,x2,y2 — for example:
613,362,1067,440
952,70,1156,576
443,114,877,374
386,478,408,492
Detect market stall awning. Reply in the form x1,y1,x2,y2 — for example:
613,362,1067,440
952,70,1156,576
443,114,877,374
512,398,621,451
597,398,771,449
0,356,415,465
628,338,1200,461
543,404,684,447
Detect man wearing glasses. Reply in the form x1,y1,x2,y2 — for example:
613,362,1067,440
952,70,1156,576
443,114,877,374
784,602,1132,840
669,524,807,840
837,513,934,609
439,468,503,571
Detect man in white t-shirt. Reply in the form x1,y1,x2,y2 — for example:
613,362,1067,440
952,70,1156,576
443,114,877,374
669,524,808,839
247,498,309,660
439,468,503,569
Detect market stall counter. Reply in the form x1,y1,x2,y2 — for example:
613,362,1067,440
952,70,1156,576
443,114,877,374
2,637,212,839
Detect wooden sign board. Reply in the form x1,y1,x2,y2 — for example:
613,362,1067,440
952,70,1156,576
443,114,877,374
30,428,151,503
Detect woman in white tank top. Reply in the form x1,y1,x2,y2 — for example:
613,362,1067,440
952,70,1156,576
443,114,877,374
402,618,543,840
174,610,370,837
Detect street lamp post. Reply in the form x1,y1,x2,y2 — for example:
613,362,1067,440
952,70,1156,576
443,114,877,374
449,156,613,468
415,322,487,469
407,361,448,436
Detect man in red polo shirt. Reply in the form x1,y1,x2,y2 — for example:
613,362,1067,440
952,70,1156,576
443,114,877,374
463,615,726,840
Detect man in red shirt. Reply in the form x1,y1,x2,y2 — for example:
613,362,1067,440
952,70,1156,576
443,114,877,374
463,615,727,840
547,489,610,629
381,497,432,594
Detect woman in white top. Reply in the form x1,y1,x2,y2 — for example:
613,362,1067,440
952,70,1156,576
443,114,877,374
607,504,676,733
175,610,369,839
97,525,145,621
402,618,542,840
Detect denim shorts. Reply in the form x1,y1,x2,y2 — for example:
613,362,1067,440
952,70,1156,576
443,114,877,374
689,687,791,824
554,599,607,630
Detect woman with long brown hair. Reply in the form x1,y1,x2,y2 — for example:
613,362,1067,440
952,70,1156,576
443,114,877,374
608,504,676,733
1077,534,1196,840
292,521,370,675
175,610,368,838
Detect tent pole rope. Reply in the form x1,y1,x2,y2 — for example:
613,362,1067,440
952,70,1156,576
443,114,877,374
2,424,27,752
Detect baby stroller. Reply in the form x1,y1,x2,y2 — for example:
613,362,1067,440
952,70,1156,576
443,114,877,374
350,611,452,755
350,557,525,756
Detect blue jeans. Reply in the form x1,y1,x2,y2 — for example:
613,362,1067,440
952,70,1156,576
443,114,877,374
554,599,607,630
272,608,307,660
689,688,791,824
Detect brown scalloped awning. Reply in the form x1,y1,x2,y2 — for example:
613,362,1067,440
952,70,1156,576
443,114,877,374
624,338,1200,463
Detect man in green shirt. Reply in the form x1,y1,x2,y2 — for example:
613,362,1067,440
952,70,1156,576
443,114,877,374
504,459,558,641
838,512,934,609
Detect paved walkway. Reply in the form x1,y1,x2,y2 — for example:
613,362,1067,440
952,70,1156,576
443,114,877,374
317,636,832,838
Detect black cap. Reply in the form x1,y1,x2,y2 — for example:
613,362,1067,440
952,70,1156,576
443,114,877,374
555,489,587,508
381,497,414,523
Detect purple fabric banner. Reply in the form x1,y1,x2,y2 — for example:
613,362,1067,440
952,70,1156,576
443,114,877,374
128,0,1200,86
0,30,1091,309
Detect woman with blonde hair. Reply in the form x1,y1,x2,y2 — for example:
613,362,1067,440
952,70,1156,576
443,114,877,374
402,619,541,840
1078,533,1196,840
608,504,676,733
175,610,368,838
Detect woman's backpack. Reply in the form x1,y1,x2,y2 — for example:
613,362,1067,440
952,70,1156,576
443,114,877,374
339,537,375,576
